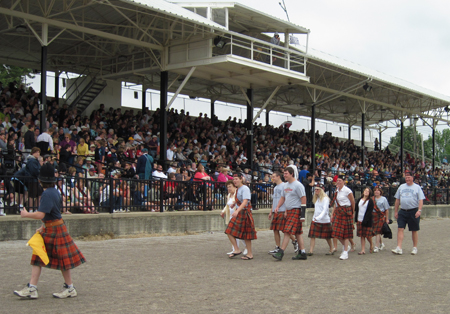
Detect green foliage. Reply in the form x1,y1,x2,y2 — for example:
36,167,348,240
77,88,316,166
388,126,423,157
0,65,35,86
423,129,450,163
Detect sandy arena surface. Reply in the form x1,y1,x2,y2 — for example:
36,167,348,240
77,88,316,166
1,218,449,313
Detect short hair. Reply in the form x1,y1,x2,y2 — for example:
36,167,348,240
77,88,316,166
373,186,383,195
225,180,235,187
31,147,41,155
273,171,282,178
284,167,295,176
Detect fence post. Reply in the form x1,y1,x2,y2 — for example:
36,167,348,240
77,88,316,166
203,182,207,211
160,179,164,212
109,176,114,214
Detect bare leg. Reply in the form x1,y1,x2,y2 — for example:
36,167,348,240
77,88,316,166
280,232,292,250
227,234,240,253
326,238,333,251
412,231,419,247
243,240,253,258
61,269,72,285
296,234,305,251
29,266,42,286
333,238,338,250
274,231,281,247
375,234,381,247
309,238,316,253
338,239,349,251
368,237,373,252
397,228,405,249
360,237,366,254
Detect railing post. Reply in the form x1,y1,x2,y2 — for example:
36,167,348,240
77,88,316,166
160,179,164,212
109,176,114,214
203,182,207,211
250,41,253,60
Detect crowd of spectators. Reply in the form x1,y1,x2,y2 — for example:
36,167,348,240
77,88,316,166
0,80,448,214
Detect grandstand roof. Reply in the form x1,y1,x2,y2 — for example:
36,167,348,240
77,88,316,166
0,0,449,128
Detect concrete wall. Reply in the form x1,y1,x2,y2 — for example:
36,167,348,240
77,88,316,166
1,205,448,241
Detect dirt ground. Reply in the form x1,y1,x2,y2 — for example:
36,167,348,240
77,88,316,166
1,218,449,314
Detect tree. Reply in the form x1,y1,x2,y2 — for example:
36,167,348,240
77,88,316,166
388,126,423,158
423,129,450,163
0,64,35,86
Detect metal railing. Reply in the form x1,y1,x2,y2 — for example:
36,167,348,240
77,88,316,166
212,32,306,75
0,176,274,215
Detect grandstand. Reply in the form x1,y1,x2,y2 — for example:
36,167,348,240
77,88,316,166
1,0,450,215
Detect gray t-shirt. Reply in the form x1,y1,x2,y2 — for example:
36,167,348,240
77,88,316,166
281,180,306,210
236,185,251,204
272,182,286,212
394,183,425,210
374,196,390,212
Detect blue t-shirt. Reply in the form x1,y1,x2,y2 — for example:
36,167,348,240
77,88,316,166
236,185,251,203
38,187,63,221
394,183,425,210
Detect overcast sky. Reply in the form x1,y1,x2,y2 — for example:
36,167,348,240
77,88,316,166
240,0,450,97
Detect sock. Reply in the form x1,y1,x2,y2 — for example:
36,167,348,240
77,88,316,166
29,284,37,289
67,284,74,289
301,249,305,254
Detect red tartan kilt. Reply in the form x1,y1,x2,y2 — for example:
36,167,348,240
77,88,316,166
270,212,285,231
331,206,354,240
372,211,385,236
31,220,86,271
308,221,332,239
282,208,303,235
357,221,373,238
225,209,257,240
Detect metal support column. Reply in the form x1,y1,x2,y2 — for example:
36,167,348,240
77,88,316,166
400,120,404,172
142,84,146,111
160,72,168,170
379,130,382,150
40,45,47,133
361,113,365,169
432,122,436,171
54,71,60,105
348,124,351,141
266,110,270,126
246,89,254,171
210,99,215,119
311,105,316,173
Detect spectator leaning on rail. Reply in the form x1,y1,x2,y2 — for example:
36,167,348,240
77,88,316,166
392,170,425,256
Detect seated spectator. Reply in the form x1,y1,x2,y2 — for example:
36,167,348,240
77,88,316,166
152,164,168,180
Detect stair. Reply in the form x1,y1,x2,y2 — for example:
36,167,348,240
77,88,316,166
70,78,107,114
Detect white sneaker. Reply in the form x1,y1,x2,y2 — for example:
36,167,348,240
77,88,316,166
411,247,418,255
373,247,379,253
391,247,403,255
14,284,38,299
380,243,386,251
53,284,77,298
243,248,248,256
339,251,349,260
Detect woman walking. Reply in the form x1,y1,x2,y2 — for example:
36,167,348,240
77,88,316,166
355,187,374,254
224,172,256,260
308,183,334,255
372,187,390,252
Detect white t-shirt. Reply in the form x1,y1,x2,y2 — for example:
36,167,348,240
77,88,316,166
394,183,425,210
357,199,369,222
335,185,352,207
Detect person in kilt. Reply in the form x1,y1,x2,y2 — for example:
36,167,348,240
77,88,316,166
14,163,86,299
355,187,374,254
271,167,307,261
224,172,256,260
331,175,356,260
372,187,390,253
268,171,299,255
221,179,247,256
308,183,334,255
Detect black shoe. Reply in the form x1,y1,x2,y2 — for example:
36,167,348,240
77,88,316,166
292,252,307,260
271,250,284,261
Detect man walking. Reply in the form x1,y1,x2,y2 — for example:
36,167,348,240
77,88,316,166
272,167,307,261
392,170,425,255
268,171,298,255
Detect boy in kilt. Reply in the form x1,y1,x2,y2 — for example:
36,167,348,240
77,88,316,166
14,163,86,299
268,171,299,254
308,183,334,255
225,172,257,260
271,167,307,261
